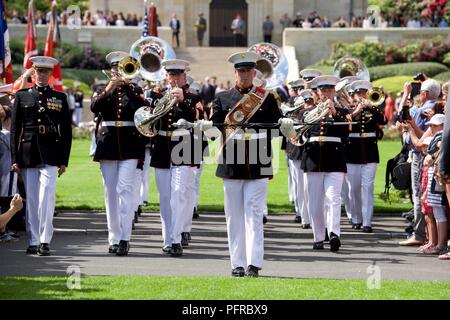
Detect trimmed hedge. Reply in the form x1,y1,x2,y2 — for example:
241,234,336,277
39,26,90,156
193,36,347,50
369,62,449,81
434,71,450,83
305,62,449,81
372,76,413,96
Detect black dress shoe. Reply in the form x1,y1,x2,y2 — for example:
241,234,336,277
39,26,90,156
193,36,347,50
263,216,267,224
137,205,142,216
363,226,373,233
170,243,183,257
143,201,149,207
162,245,171,254
181,232,189,247
351,223,362,230
187,232,191,241
134,210,139,223
329,233,341,252
26,245,38,254
294,216,302,223
37,243,51,256
313,241,324,250
116,240,130,256
325,229,330,242
108,244,119,254
245,265,259,277
193,207,199,219
301,223,311,229
231,267,245,277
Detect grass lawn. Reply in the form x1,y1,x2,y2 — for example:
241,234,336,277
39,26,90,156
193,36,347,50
56,138,411,213
1,276,449,300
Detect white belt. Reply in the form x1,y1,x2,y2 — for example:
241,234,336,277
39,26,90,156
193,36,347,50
348,132,376,138
158,129,191,137
101,121,135,127
308,136,341,143
233,132,267,140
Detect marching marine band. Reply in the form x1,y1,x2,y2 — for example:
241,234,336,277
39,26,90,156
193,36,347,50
6,33,450,273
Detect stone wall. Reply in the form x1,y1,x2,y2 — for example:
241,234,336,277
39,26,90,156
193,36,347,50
283,27,450,69
9,25,172,52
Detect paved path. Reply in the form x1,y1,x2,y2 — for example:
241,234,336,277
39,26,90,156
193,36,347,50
0,211,449,281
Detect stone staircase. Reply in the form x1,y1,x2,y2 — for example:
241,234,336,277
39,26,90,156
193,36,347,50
174,47,248,85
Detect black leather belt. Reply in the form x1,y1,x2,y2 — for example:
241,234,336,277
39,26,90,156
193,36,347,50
24,125,58,134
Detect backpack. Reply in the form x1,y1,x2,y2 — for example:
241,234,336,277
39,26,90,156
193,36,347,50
385,143,412,202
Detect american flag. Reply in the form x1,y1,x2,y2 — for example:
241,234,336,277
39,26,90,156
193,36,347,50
0,0,13,84
142,0,148,37
24,0,38,70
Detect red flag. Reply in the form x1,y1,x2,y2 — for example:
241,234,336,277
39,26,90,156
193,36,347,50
44,0,62,91
24,0,38,70
148,3,158,36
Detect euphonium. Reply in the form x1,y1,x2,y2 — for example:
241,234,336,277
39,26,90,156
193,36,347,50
291,101,330,146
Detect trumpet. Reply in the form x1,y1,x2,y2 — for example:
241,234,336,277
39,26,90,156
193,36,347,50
102,55,141,81
356,87,385,109
366,87,385,107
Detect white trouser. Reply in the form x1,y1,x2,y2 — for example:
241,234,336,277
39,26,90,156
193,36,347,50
0,172,18,196
289,160,310,224
22,166,57,246
100,160,138,244
223,178,268,269
155,166,195,246
346,163,377,227
288,159,299,214
183,162,204,233
341,176,351,220
89,132,97,157
133,168,143,213
73,108,82,126
286,155,294,202
305,172,344,242
193,161,204,209
140,148,152,204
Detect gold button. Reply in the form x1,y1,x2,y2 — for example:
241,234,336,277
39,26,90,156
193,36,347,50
37,119,41,123
168,124,172,128
168,113,172,116
118,109,122,112
39,100,42,103
39,92,42,95
117,115,121,119
119,103,122,106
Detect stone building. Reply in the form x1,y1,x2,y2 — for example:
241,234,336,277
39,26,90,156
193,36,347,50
89,0,369,47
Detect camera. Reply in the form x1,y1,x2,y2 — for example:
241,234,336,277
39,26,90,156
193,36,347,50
409,81,421,100
399,104,411,122
413,73,426,82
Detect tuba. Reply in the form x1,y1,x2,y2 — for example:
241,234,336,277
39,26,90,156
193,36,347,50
130,36,176,82
248,43,288,90
333,56,370,81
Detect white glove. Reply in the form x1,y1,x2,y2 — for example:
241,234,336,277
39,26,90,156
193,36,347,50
195,120,214,132
278,118,296,138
